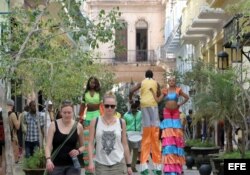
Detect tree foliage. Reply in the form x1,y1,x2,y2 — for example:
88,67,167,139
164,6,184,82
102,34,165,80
0,0,122,106
225,0,250,45
183,59,250,155
0,1,122,174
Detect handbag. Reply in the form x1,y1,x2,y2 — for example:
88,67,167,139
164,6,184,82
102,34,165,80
51,121,78,160
44,121,78,175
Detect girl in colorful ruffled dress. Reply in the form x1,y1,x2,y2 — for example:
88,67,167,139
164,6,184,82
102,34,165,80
150,77,189,175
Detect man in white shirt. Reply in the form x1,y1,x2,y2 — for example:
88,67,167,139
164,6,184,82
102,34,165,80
40,101,54,137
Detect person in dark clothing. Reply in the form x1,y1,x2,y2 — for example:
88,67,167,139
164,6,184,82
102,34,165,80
186,109,193,136
45,100,84,175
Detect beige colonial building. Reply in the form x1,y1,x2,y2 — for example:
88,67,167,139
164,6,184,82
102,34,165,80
83,0,171,84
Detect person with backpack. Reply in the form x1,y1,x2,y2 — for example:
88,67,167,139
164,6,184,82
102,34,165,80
7,99,20,163
88,92,132,175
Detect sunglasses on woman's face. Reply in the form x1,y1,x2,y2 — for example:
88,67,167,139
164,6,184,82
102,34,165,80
104,104,116,109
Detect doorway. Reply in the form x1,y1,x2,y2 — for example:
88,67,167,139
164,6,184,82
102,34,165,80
136,20,148,61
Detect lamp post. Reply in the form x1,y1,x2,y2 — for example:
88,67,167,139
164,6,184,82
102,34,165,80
217,51,229,70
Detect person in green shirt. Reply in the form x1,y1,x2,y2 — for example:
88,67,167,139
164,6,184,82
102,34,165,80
124,103,142,172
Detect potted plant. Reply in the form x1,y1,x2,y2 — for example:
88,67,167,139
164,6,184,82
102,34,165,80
184,139,194,155
185,139,215,170
23,147,46,175
212,150,250,175
189,140,219,175
184,139,201,169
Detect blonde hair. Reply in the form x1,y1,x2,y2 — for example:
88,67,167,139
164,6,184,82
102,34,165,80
103,91,117,104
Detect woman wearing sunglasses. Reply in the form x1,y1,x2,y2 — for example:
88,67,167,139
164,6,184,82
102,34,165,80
88,92,133,175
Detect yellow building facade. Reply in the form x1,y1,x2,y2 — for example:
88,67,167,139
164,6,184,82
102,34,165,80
180,0,250,146
181,0,250,69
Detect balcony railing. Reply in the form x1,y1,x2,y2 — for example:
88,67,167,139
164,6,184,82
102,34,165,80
223,15,250,48
223,17,237,48
114,50,156,63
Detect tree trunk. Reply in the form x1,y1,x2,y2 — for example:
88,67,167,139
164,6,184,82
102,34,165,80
195,121,202,139
240,129,246,158
2,81,15,175
225,119,233,152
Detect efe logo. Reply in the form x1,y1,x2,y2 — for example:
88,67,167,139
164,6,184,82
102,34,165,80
224,159,250,175
228,163,246,170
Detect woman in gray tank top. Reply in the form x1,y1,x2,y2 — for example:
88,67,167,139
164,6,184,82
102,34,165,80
88,92,133,175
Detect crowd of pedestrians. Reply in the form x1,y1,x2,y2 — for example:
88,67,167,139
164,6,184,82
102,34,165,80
0,70,193,175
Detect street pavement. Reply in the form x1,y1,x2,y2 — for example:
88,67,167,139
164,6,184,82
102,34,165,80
12,162,201,175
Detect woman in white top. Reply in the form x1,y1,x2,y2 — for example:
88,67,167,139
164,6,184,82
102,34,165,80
88,92,133,175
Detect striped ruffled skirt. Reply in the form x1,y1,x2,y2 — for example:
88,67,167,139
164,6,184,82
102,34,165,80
83,110,100,175
160,108,185,175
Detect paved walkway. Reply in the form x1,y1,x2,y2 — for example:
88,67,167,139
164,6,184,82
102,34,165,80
11,162,200,175
131,165,200,175
182,167,200,175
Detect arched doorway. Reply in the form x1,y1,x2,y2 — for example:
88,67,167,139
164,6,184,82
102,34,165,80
136,19,148,61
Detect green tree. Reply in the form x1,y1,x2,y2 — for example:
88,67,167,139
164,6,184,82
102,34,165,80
184,62,250,156
226,0,250,45
115,92,128,116
193,69,236,152
0,1,122,174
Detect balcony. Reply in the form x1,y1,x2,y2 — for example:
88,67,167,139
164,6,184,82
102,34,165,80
223,15,250,48
223,17,237,48
113,49,156,63
181,1,229,44
206,0,226,7
97,49,157,65
197,6,226,20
